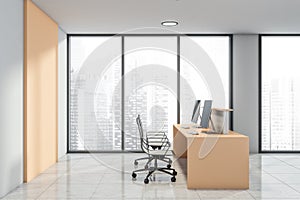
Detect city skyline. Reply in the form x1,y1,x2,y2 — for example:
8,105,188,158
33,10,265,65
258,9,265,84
69,36,230,151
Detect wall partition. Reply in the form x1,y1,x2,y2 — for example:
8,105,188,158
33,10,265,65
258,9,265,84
68,34,231,152
24,0,58,181
260,35,300,152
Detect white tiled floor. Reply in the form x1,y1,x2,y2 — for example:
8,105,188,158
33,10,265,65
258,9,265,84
2,153,300,200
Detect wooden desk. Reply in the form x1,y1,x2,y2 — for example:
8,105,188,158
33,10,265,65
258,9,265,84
173,124,249,189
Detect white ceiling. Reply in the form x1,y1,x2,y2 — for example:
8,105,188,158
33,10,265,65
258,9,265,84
32,0,300,34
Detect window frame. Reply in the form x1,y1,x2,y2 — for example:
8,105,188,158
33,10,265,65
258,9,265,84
67,34,233,153
259,34,300,153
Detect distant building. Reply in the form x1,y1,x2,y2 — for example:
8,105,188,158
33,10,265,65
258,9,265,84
262,77,300,150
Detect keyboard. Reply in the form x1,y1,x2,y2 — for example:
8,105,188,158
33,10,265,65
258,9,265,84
192,125,202,128
188,131,198,135
180,125,190,129
201,130,220,134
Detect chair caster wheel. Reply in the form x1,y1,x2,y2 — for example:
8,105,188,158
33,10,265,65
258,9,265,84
167,164,171,169
132,172,137,178
171,177,176,182
134,161,138,165
173,171,177,176
144,178,149,184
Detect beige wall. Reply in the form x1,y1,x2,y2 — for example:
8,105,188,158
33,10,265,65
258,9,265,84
24,0,58,182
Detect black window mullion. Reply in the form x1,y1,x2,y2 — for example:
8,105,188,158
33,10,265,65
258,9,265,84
177,36,181,124
121,36,125,151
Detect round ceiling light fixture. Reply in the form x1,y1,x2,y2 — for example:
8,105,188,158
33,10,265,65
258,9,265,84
161,20,178,27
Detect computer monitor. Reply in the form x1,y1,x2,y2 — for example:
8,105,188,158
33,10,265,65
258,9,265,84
200,100,212,128
191,100,201,124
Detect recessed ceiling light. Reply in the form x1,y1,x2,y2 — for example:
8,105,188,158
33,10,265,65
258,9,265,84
161,20,178,27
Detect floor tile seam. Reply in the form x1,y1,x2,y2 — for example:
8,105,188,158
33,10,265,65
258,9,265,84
261,161,300,175
246,189,257,200
251,168,298,198
41,161,77,174
286,184,300,194
258,158,289,167
275,157,300,170
263,170,300,195
262,168,300,174
90,173,106,199
34,176,61,200
58,157,83,166
67,158,84,171
195,190,202,200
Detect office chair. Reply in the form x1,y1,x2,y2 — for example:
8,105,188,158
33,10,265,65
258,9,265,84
132,115,177,184
133,119,172,168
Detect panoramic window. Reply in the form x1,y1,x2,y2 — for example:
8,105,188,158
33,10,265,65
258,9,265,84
180,36,230,124
69,35,231,152
261,36,300,151
124,36,177,150
69,36,122,151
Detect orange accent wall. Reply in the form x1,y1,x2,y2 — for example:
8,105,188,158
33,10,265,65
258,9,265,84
24,0,58,182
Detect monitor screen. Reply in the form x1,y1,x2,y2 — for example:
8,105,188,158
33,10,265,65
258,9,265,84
191,100,201,123
200,100,213,128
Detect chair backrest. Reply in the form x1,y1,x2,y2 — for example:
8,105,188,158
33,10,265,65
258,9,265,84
136,115,149,153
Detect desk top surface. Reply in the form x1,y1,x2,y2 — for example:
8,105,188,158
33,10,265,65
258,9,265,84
174,124,248,138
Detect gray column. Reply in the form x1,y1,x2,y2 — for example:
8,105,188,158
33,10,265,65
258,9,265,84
233,35,259,153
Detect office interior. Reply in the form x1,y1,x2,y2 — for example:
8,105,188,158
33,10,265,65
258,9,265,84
1,0,300,199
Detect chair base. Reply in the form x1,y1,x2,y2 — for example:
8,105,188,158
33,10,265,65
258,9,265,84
134,155,172,168
132,156,177,184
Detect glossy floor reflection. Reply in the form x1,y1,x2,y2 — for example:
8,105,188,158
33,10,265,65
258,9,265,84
2,153,300,199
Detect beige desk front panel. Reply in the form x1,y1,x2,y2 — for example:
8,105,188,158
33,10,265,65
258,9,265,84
173,125,187,158
173,125,249,189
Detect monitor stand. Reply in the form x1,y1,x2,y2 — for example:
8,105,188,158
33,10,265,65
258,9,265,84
201,130,219,134
180,125,190,129
191,124,202,129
